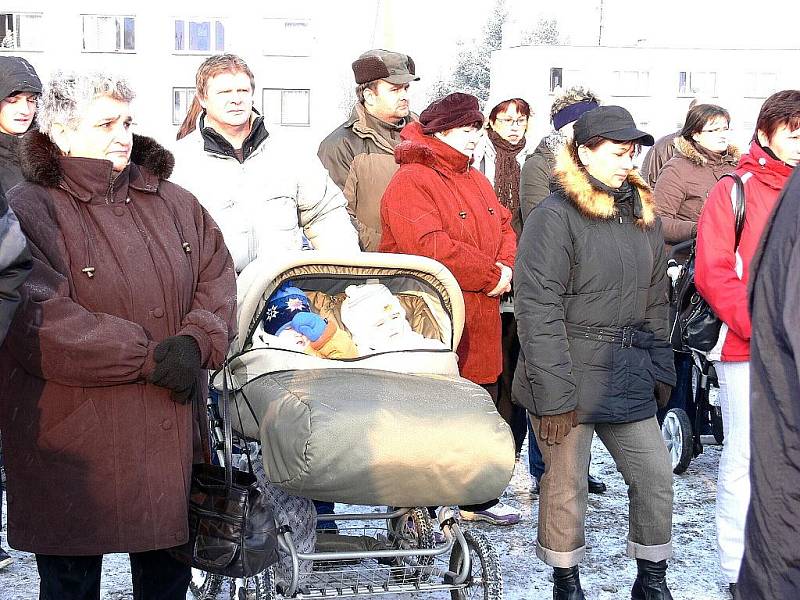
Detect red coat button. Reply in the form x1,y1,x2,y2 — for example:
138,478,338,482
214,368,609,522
152,307,164,318
113,206,125,217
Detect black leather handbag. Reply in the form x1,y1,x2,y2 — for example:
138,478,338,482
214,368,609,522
171,372,278,578
671,173,746,353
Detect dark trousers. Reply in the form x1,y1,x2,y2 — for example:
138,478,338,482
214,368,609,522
497,313,529,455
36,549,191,600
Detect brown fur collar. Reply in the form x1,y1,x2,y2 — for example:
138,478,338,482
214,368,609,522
673,136,740,166
553,146,656,229
20,131,175,188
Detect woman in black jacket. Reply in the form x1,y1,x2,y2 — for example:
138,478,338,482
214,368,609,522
513,106,676,600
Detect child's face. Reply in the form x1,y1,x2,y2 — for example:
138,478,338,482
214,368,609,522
277,327,310,349
370,305,406,340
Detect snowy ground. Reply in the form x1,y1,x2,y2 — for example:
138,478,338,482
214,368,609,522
0,436,729,599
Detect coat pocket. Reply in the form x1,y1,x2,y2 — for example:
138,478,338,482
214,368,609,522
38,399,101,453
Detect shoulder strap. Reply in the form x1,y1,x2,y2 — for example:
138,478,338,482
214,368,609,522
722,172,747,250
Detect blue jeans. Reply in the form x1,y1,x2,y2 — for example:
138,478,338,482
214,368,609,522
528,415,545,481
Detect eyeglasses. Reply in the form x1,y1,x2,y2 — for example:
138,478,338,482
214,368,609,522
495,117,528,127
700,127,729,134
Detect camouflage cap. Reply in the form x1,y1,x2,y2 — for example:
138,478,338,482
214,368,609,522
352,49,419,85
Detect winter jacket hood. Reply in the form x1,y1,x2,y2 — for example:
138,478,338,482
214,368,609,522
672,136,740,167
0,55,41,101
552,146,657,229
20,131,174,191
380,119,517,384
395,120,473,174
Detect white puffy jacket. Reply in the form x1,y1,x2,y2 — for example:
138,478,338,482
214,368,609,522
171,118,359,272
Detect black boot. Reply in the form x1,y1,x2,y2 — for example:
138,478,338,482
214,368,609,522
631,559,673,600
553,566,586,600
587,473,607,494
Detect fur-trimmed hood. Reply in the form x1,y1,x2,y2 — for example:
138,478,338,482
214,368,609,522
673,135,740,167
552,146,656,229
19,131,175,189
395,121,472,174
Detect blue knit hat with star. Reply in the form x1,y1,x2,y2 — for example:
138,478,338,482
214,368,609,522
262,282,311,335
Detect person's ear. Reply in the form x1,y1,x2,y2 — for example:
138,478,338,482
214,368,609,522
49,123,71,155
197,93,207,111
577,144,592,167
757,129,769,147
363,86,376,108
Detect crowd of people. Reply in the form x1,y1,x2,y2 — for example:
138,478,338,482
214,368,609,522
0,48,797,600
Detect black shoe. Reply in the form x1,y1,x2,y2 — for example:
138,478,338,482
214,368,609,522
631,559,673,600
729,583,736,598
0,547,13,570
531,478,540,496
588,474,607,494
553,566,586,599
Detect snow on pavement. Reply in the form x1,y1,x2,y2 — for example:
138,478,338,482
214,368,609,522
0,437,730,599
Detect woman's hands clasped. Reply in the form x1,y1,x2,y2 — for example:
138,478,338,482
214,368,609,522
487,262,513,297
147,335,202,404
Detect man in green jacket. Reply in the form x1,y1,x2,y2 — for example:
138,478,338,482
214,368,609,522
318,49,419,251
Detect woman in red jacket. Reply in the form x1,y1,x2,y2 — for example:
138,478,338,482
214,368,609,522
695,89,800,597
380,92,518,525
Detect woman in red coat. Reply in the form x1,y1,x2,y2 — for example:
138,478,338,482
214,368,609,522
379,92,518,525
695,89,800,597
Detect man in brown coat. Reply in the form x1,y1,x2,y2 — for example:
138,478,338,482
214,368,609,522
318,49,419,251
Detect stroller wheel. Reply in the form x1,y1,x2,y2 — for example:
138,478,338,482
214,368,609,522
711,405,725,445
389,507,436,583
448,529,502,600
189,569,223,599
662,408,693,474
228,569,276,600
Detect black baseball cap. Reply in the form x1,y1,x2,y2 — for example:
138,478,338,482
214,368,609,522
573,105,654,146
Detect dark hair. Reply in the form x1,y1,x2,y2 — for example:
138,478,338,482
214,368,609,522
176,54,255,141
680,104,730,139
355,81,380,104
754,90,800,143
489,98,531,123
569,136,641,168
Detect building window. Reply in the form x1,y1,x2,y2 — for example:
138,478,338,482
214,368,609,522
0,13,44,50
262,18,312,56
262,88,310,127
744,72,777,98
82,15,135,52
173,87,196,125
613,70,650,96
174,19,224,53
549,67,563,92
678,71,717,97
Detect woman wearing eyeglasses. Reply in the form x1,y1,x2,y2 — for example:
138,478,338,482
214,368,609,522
653,103,739,256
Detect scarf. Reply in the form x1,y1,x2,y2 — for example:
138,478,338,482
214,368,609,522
487,128,525,211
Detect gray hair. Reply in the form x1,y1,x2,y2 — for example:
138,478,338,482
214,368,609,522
37,71,135,135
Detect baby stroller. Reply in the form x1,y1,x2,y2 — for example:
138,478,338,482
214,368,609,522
194,251,514,599
662,240,725,475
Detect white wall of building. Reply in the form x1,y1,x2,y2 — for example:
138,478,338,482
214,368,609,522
490,45,800,151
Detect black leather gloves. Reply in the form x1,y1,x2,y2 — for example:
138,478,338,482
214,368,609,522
148,335,201,404
539,410,579,446
655,381,674,410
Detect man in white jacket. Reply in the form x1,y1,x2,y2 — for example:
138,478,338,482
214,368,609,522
171,54,359,272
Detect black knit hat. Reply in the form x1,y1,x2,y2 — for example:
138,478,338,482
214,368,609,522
352,49,419,85
0,56,41,101
419,93,485,135
573,105,654,146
